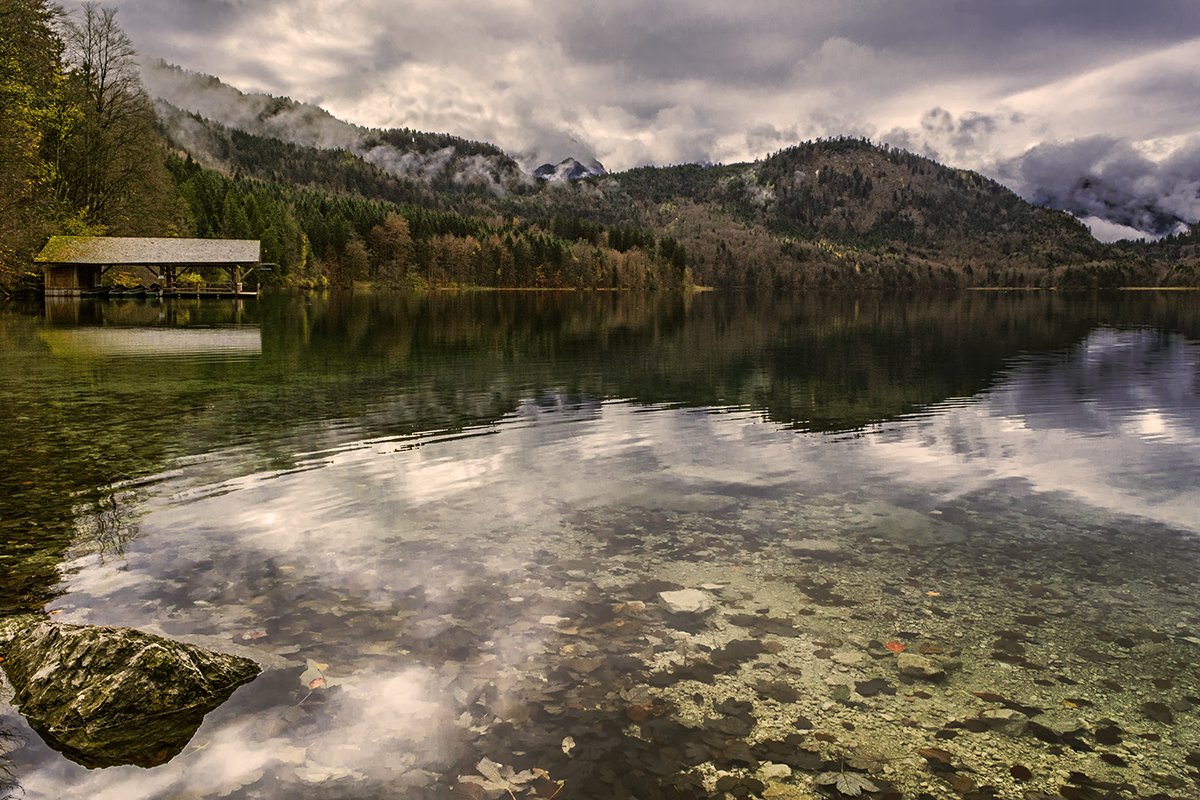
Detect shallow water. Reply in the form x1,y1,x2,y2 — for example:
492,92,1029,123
1,291,1198,799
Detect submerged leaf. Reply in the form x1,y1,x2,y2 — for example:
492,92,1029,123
298,658,329,688
466,757,540,794
476,758,507,786
838,772,879,796
815,771,879,797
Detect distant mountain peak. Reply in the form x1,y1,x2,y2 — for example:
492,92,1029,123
533,157,607,181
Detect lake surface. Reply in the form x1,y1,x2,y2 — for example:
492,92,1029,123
1,291,1198,800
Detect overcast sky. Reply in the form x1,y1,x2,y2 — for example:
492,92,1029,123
70,0,1200,239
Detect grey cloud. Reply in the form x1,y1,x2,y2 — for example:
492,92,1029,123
921,108,954,135
957,113,1000,137
621,99,670,124
879,127,921,155
93,0,247,38
548,1,811,88
743,123,802,158
950,112,1021,156
547,1,1200,92
503,106,597,167
883,108,1024,167
835,0,1200,79
997,136,1200,237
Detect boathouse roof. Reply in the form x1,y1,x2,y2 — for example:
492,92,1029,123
36,236,260,266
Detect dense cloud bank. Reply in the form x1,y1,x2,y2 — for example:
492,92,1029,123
995,137,1200,239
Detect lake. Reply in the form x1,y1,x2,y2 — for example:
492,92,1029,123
1,291,1198,800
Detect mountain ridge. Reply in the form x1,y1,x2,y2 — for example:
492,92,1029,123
144,64,1198,289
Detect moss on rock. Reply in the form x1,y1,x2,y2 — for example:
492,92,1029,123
0,615,259,767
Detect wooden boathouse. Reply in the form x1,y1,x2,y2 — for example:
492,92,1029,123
36,236,262,297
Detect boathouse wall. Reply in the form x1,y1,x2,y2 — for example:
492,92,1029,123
44,264,103,295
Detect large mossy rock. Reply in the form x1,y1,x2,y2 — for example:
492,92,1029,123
0,614,259,768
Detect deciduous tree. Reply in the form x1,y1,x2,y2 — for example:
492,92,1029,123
57,2,177,232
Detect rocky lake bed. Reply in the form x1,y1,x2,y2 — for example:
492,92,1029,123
5,474,1197,800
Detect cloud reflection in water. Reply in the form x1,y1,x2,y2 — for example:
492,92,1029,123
10,326,1199,797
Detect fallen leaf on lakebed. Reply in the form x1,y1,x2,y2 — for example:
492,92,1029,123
884,641,906,653
815,771,879,797
298,658,328,687
298,658,342,692
459,757,562,798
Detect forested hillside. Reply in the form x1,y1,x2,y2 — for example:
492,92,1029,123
155,79,1190,290
168,154,687,290
3,1,1196,293
512,140,1176,289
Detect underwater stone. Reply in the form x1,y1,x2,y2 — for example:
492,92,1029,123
980,708,1028,736
762,783,818,800
757,762,793,780
896,652,945,681
1034,712,1084,738
658,589,715,615
0,614,260,768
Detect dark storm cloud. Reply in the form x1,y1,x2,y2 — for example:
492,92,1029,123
62,0,1200,235
100,0,247,39
838,0,1200,54
830,0,1200,94
549,2,806,86
550,0,1200,91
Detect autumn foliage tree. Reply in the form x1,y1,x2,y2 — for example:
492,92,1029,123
369,212,414,286
55,2,179,233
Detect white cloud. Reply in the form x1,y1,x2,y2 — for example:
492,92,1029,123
1080,215,1156,242
1000,36,1200,143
